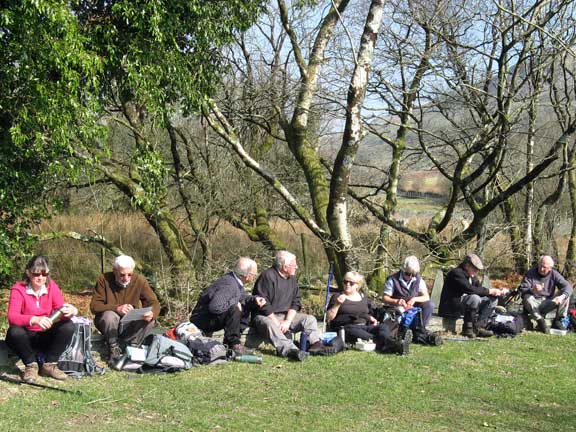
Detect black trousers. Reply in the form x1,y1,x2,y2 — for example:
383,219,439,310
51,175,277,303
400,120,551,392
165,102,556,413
331,321,398,347
6,320,76,365
190,304,242,346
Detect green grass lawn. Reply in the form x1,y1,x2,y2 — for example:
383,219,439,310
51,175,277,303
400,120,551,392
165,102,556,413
0,333,574,432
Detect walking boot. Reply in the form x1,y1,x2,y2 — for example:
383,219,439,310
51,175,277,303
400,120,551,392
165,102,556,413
461,321,475,338
40,362,69,381
462,308,476,338
474,318,494,338
287,349,309,362
475,326,494,338
536,318,549,334
22,362,39,383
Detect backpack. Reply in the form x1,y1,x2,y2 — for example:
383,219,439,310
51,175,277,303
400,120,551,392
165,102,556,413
185,336,228,366
487,313,524,337
400,307,422,329
142,334,194,371
58,317,105,378
568,308,576,330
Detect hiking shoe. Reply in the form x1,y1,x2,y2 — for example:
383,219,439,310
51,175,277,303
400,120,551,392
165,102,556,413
427,333,444,346
230,344,248,355
537,318,549,334
22,362,39,383
287,349,309,362
309,345,338,356
398,329,412,356
108,343,123,361
40,362,68,381
553,318,568,331
307,341,324,353
476,327,494,338
462,323,475,338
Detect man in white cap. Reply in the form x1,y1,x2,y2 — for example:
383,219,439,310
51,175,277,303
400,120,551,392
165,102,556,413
438,253,506,338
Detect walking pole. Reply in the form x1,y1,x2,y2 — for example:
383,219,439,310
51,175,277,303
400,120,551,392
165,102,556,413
0,373,81,395
322,263,334,332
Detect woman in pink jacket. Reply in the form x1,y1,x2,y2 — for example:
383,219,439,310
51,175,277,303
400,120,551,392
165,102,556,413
6,256,78,383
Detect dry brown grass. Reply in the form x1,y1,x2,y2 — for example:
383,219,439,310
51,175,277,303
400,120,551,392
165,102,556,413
29,210,538,299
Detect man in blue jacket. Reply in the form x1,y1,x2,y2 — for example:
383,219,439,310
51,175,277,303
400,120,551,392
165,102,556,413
190,257,266,354
519,255,573,333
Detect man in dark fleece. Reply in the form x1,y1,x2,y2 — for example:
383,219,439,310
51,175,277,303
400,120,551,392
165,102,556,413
252,250,334,361
190,257,266,354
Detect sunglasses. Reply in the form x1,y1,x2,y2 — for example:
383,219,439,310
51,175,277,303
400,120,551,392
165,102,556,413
404,272,414,278
30,271,49,277
343,280,357,285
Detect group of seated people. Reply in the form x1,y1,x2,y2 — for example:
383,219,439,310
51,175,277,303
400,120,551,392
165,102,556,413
439,253,572,337
5,250,573,383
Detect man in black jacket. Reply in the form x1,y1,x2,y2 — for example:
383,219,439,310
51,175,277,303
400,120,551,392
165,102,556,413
190,257,266,354
439,253,506,338
518,255,573,333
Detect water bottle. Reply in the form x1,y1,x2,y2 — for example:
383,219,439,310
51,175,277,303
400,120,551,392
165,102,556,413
48,306,65,323
234,355,263,364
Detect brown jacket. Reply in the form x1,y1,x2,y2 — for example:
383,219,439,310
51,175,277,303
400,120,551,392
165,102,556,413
90,272,161,318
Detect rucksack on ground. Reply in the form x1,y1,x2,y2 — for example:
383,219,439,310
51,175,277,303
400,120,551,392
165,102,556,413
58,316,105,378
487,312,524,337
185,336,228,366
142,334,194,371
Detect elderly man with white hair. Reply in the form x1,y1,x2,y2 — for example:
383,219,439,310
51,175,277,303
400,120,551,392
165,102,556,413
383,255,442,345
90,255,160,364
518,255,573,333
252,250,335,361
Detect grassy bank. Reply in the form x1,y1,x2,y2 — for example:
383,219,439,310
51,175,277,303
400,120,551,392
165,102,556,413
0,332,574,431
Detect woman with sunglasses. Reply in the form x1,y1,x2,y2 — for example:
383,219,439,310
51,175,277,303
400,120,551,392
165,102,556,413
6,255,78,383
326,271,411,355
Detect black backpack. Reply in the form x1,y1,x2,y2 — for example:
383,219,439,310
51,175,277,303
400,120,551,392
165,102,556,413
185,336,229,365
58,317,105,377
487,313,524,337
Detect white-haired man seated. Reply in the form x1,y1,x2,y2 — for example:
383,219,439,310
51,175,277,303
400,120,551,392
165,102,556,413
383,255,442,345
251,250,335,361
519,255,573,333
90,255,160,363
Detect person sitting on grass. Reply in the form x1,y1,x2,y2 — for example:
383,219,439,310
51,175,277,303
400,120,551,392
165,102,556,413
90,255,160,365
190,257,267,355
6,255,78,383
518,255,573,333
327,271,411,355
251,250,335,361
382,256,443,346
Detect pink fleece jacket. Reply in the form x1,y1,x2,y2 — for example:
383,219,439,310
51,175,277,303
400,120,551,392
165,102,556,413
7,279,66,332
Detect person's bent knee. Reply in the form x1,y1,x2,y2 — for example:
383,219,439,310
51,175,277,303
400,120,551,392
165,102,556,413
57,319,77,337
6,326,28,340
464,294,482,309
